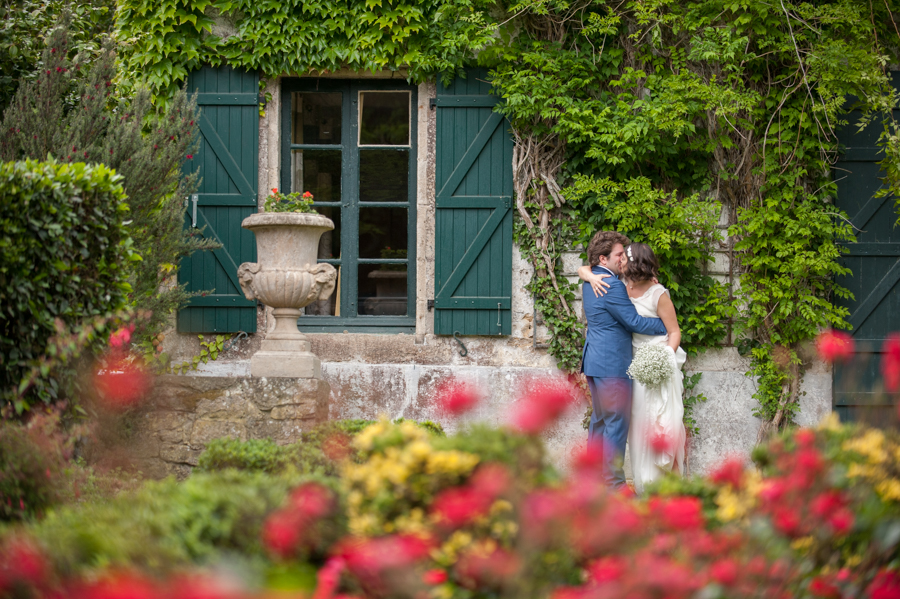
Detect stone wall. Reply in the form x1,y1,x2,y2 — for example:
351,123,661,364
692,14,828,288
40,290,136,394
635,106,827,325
129,376,328,478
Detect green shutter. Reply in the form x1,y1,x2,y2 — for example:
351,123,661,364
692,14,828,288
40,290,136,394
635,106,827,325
832,71,900,424
433,69,513,336
177,65,259,333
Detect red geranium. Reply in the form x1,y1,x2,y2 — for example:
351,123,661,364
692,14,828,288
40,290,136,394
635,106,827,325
883,334,900,392
513,377,577,434
710,456,745,488
435,379,481,416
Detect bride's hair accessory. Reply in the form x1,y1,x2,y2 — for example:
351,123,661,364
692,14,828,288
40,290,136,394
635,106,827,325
626,246,634,262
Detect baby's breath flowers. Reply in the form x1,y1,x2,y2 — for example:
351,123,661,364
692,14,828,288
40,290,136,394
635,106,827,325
626,344,674,388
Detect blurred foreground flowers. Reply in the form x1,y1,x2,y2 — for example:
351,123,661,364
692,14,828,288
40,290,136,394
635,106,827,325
2,402,899,599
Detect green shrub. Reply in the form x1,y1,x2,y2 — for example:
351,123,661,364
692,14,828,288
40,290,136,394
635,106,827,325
0,411,74,521
29,470,328,577
197,419,444,476
0,159,135,414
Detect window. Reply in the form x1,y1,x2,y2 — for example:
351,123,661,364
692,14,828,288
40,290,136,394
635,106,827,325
281,79,417,332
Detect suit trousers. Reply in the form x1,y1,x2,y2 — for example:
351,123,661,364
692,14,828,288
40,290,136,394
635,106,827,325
587,376,633,489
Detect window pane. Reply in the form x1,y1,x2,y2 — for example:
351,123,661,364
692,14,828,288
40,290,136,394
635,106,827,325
358,264,407,316
359,149,408,203
359,92,409,146
291,150,341,201
292,92,341,144
359,207,407,259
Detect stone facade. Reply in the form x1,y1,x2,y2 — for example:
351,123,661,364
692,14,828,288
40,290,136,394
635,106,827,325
157,70,834,479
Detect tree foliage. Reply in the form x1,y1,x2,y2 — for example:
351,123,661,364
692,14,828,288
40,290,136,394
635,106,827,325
0,23,217,347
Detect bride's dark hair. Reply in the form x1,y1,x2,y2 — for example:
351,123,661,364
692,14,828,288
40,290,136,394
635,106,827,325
624,243,659,282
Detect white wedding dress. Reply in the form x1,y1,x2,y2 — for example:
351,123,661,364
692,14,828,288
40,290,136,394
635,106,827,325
629,284,686,495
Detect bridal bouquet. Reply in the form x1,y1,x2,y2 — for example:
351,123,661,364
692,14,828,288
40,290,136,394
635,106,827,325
626,344,674,387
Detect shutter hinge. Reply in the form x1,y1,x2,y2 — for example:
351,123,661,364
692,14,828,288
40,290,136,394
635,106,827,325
258,92,267,106
427,299,435,311
429,98,437,110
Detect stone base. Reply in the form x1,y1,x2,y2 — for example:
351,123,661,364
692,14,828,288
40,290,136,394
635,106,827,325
251,338,322,378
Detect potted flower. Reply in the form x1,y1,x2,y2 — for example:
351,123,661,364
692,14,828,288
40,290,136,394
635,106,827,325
237,189,336,378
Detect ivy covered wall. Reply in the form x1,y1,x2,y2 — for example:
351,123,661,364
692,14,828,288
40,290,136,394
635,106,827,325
114,0,900,433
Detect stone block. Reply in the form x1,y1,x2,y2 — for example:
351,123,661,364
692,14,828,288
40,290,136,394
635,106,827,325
144,411,192,444
160,444,202,466
190,419,247,446
251,377,330,413
251,351,321,378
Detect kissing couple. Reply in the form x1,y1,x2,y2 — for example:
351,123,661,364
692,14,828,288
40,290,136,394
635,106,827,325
577,231,687,494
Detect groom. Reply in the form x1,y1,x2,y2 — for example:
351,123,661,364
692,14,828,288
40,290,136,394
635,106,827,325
581,231,667,489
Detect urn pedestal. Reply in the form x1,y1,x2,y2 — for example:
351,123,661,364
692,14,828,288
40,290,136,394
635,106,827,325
238,213,336,378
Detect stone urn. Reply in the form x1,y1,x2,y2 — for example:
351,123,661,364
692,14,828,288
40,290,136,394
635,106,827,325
238,213,336,378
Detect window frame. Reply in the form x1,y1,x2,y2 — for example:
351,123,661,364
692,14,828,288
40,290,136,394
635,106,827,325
280,78,418,333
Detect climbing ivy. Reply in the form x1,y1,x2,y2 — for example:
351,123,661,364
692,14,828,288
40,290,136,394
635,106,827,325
115,0,499,102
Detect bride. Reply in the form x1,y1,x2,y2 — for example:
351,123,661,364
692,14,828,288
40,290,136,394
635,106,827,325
579,242,686,494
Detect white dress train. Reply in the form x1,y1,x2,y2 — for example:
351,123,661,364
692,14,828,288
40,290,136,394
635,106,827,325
629,284,686,495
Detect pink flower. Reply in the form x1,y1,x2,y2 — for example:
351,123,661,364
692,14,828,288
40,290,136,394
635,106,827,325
312,557,345,599
710,456,745,488
709,559,739,586
651,496,704,530
289,482,334,519
423,569,448,585
262,510,301,558
513,377,576,434
108,325,134,348
570,443,603,473
649,429,675,454
815,330,854,362
883,334,900,392
435,379,481,416
455,547,520,589
431,486,492,528
587,556,626,584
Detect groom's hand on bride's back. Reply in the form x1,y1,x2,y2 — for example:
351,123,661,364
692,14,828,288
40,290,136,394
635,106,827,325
577,265,612,297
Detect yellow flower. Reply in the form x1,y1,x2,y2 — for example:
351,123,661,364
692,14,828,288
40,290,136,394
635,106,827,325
817,412,841,432
354,417,390,451
426,450,480,475
843,430,888,465
791,536,814,552
875,478,900,502
490,499,513,516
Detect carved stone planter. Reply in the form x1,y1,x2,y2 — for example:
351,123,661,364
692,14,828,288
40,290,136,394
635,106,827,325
238,213,336,378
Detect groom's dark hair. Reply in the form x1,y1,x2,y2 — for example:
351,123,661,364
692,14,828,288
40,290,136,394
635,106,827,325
588,231,630,266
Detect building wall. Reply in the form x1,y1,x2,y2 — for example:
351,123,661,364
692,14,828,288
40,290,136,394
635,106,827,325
165,73,833,476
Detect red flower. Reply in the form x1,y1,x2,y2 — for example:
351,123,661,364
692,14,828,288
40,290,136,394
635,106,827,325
312,557,345,599
469,463,511,498
828,509,854,535
883,334,900,392
435,379,481,416
811,490,845,518
108,324,134,349
431,486,492,528
570,443,603,473
0,538,46,586
186,154,193,159
455,547,520,589
513,377,576,434
815,330,854,362
71,572,160,599
93,360,152,409
651,496,704,530
262,510,301,558
709,559,739,586
587,556,626,584
271,187,278,195
290,482,334,519
772,507,802,537
868,569,900,599
423,569,448,585
809,576,841,599
303,191,314,199
795,428,816,448
710,456,745,488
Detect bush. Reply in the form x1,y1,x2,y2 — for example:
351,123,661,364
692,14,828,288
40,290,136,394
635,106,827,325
0,159,134,413
27,469,326,577
0,410,76,521
197,419,444,476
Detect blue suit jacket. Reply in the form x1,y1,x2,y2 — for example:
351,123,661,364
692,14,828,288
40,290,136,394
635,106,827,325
581,266,668,379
